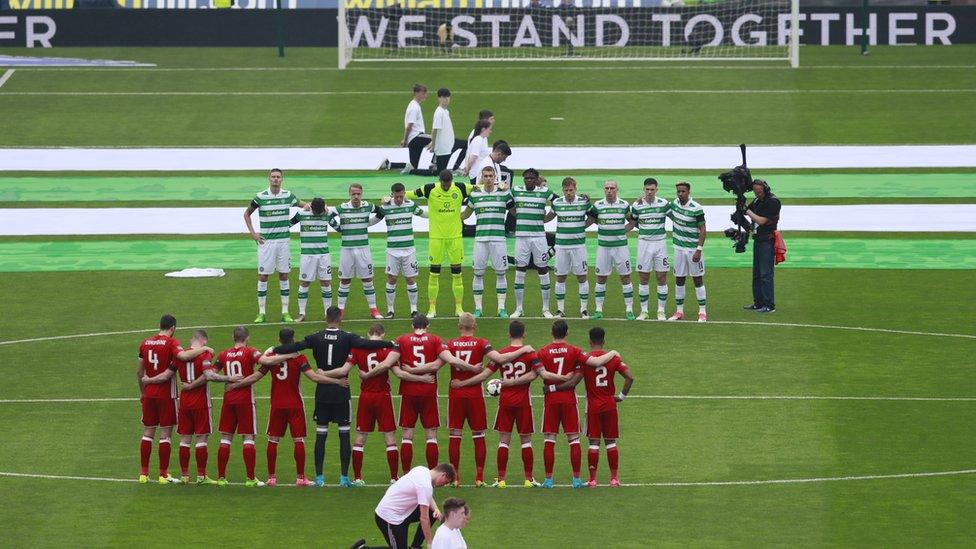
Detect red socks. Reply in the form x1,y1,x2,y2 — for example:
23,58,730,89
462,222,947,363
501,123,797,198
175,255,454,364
569,440,582,478
496,444,509,480
543,440,555,478
158,439,171,477
473,436,486,482
294,440,306,477
267,441,278,477
400,440,413,472
352,445,364,480
448,436,461,476
217,441,231,478
179,444,191,476
139,437,152,476
607,443,619,479
588,445,600,482
195,443,208,477
386,446,399,480
425,440,438,469
521,443,534,480
243,441,256,480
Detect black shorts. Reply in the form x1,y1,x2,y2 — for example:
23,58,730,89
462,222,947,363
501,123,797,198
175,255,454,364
314,400,351,426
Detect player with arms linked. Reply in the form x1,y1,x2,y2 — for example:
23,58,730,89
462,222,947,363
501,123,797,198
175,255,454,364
273,306,396,487
136,315,215,484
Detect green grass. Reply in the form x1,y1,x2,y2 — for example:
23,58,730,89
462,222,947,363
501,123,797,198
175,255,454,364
0,268,974,546
1,46,974,147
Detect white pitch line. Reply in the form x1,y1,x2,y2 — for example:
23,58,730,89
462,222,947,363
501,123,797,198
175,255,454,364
1,317,972,347
3,89,974,97
12,65,976,72
1,468,974,488
0,69,14,89
2,394,973,404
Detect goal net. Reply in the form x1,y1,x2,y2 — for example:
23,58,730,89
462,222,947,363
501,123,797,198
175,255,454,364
338,0,800,69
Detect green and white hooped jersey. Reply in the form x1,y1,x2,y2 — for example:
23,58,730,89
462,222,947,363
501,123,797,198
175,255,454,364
588,198,631,248
511,186,557,238
551,195,590,248
379,199,423,250
291,212,331,255
466,188,513,242
251,188,299,241
631,196,670,242
330,201,376,248
668,197,706,250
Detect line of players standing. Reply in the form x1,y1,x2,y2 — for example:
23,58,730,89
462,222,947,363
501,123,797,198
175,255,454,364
137,310,634,489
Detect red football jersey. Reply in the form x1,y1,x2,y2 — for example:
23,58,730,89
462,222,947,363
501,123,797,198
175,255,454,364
488,345,543,408
537,342,583,405
216,346,262,405
350,347,394,394
259,352,311,410
175,349,214,410
446,336,493,399
139,335,183,399
581,350,629,414
395,332,446,397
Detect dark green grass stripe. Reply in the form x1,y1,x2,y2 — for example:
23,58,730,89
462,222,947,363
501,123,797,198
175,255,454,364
1,173,973,204
1,237,974,272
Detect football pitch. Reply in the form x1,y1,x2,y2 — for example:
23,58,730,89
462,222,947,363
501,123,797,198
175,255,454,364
0,45,974,547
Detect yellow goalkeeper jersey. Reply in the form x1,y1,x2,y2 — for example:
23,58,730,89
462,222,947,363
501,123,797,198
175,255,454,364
411,182,473,240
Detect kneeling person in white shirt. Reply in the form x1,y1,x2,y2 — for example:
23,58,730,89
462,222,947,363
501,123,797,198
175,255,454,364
432,497,470,549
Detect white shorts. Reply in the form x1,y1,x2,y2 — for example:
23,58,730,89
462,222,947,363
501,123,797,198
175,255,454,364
555,246,588,276
386,248,419,278
595,246,631,276
514,237,549,268
338,247,374,280
299,254,332,282
257,239,291,275
636,240,669,273
473,241,508,274
672,248,705,277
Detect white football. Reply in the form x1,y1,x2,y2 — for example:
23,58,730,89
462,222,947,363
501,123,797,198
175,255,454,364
485,378,502,397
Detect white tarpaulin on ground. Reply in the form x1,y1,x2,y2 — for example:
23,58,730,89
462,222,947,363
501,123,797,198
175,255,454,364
3,205,974,236
2,145,975,171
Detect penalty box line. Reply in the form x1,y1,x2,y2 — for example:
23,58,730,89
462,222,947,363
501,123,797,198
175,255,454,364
1,469,974,488
0,318,973,347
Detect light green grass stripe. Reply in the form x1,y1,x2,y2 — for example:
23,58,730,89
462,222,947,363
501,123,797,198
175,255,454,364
1,237,974,272
1,173,974,203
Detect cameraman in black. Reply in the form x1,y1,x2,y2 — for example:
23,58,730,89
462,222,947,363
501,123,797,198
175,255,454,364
743,179,781,313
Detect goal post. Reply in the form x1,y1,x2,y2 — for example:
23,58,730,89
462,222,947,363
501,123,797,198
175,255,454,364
338,0,801,68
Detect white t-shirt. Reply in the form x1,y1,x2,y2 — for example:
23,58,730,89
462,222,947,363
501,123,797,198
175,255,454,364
404,100,425,143
465,134,490,180
475,153,504,185
431,525,467,549
432,106,455,156
375,466,434,525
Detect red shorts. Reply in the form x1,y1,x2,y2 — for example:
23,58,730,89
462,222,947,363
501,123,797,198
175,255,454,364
586,407,618,439
266,406,307,438
357,392,396,433
448,396,487,431
177,406,212,436
219,400,257,435
399,395,440,429
494,404,534,435
141,396,177,427
542,401,580,435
